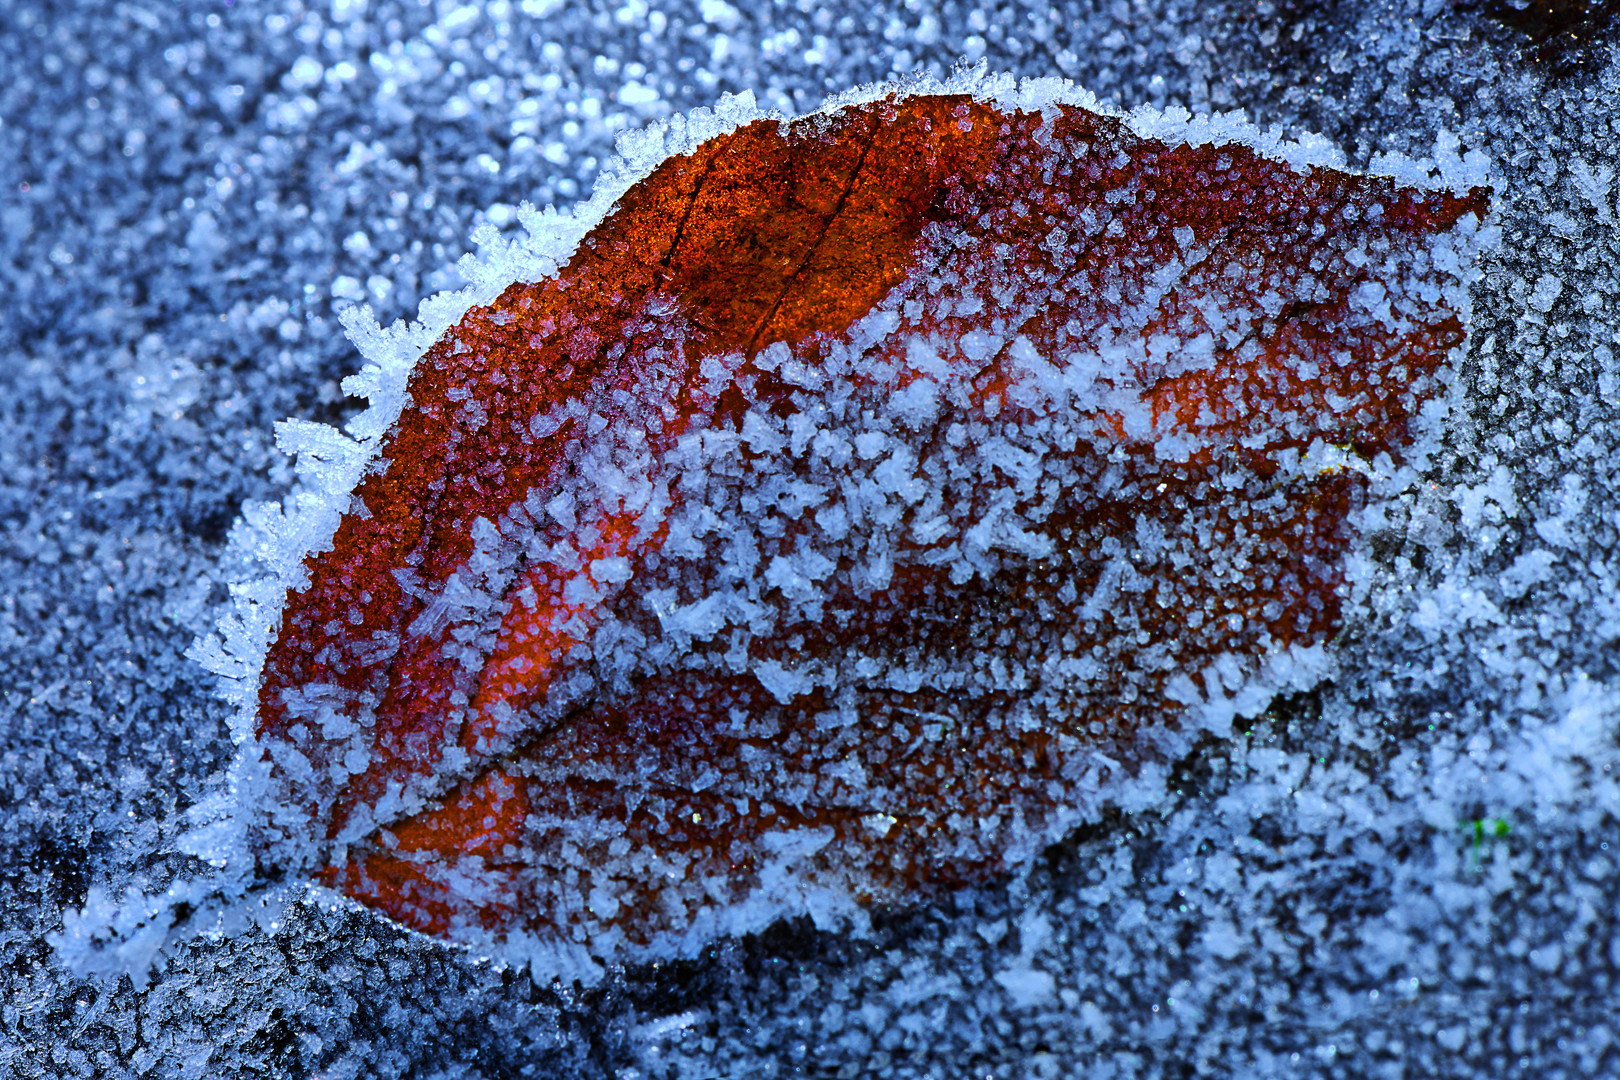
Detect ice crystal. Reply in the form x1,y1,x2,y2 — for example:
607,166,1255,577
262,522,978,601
185,75,1491,969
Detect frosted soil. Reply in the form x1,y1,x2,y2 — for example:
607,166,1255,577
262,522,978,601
4,1,1620,1078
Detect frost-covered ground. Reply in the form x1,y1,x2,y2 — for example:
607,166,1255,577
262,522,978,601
4,0,1620,1077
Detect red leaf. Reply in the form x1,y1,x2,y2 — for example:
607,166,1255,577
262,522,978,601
247,88,1489,958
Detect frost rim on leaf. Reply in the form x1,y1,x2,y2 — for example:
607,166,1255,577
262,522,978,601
66,67,1497,986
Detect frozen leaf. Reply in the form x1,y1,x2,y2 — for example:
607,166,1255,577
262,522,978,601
231,82,1490,964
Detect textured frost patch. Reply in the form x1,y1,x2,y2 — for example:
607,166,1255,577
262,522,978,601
59,69,1495,987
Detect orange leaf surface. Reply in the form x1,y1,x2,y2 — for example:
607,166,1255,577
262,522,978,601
245,87,1489,960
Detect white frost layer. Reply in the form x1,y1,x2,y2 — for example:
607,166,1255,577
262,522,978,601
62,68,1495,988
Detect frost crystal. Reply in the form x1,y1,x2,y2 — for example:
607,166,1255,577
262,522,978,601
184,75,1492,971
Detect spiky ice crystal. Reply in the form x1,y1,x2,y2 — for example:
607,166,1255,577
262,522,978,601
161,72,1493,975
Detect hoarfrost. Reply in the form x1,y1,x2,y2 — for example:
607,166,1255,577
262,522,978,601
140,70,1495,978
10,2,1620,1078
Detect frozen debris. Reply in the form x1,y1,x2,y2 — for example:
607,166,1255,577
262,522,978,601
163,75,1493,974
